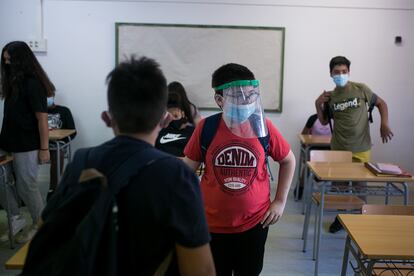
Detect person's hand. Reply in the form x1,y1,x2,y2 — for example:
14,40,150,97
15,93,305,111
260,199,286,228
38,149,50,164
380,123,394,143
315,90,331,108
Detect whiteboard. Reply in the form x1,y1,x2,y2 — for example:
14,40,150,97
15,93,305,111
116,23,285,112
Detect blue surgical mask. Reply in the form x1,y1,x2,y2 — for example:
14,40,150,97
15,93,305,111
332,74,349,87
224,102,256,123
47,97,54,107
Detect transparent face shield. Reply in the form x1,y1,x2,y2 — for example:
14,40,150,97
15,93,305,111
215,80,268,138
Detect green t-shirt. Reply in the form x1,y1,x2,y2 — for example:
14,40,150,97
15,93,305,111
328,81,375,152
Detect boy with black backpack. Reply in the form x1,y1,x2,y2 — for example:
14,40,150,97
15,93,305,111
23,57,215,276
183,63,296,276
315,56,394,233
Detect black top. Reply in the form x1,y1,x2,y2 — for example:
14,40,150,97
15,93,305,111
43,136,209,275
0,78,47,152
155,124,195,157
48,105,77,142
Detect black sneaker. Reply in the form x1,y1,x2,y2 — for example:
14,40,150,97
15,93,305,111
329,217,343,233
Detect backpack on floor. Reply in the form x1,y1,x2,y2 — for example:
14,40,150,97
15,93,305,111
21,147,169,276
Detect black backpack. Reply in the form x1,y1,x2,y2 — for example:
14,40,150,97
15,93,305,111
200,112,273,180
21,147,168,276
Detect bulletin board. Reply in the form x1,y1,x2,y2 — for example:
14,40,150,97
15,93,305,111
116,23,285,112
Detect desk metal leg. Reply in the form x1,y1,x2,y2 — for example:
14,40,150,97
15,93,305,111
385,182,390,205
301,148,310,213
341,235,351,276
314,183,326,276
366,260,375,276
403,182,408,205
312,198,320,260
295,146,305,201
55,142,61,184
302,173,314,243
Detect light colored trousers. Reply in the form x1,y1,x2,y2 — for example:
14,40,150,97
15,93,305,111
0,150,44,224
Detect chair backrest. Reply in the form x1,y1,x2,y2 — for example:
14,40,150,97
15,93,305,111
310,150,352,162
362,204,414,215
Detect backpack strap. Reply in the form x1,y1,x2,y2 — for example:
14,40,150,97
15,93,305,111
323,102,334,133
106,148,169,195
70,148,93,184
200,113,222,161
368,93,377,123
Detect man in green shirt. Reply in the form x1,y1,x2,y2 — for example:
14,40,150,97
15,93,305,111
315,56,393,232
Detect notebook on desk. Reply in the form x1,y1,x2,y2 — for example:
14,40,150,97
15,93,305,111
365,162,412,177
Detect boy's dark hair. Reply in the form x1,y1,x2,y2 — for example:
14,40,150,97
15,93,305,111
211,63,255,95
168,81,195,124
106,56,167,133
1,41,55,99
329,56,351,72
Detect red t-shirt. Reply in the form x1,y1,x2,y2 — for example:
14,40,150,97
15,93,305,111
184,117,290,233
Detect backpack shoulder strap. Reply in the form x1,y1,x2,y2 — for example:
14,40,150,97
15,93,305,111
66,147,93,188
107,148,170,194
258,134,270,157
323,102,334,133
200,112,222,161
368,93,377,123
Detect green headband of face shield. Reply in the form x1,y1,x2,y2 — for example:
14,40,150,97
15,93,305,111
214,80,260,91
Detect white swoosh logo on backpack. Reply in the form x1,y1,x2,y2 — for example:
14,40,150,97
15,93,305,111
160,134,187,144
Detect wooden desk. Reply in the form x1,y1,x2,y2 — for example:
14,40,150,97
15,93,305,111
49,129,76,141
49,129,76,182
339,214,414,275
4,242,29,270
303,162,413,275
299,134,331,146
296,135,331,202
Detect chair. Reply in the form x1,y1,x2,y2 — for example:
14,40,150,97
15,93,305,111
361,204,414,276
302,150,365,260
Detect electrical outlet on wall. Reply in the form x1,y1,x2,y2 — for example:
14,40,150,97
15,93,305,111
27,39,47,52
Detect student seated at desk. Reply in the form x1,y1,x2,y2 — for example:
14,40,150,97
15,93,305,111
155,91,195,158
294,114,332,200
47,97,76,200
301,113,332,136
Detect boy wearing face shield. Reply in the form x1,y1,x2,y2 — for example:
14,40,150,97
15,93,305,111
183,63,296,276
315,56,393,233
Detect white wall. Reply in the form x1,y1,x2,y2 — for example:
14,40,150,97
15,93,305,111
1,0,414,180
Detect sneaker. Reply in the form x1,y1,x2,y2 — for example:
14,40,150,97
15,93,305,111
0,215,27,242
329,216,343,233
15,224,38,244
